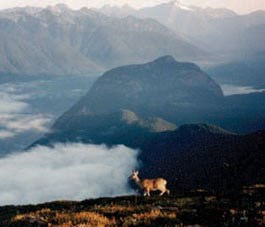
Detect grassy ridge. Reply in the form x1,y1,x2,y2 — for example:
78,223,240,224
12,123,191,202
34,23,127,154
1,189,264,226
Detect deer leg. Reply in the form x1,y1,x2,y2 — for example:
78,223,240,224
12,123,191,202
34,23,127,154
159,189,166,196
143,191,147,196
147,188,150,197
158,186,166,196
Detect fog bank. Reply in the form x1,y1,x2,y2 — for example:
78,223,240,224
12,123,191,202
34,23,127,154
0,143,139,205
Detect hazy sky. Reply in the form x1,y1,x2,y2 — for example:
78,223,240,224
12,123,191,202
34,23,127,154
0,0,264,14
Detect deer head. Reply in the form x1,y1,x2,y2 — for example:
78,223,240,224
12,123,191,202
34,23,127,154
129,170,139,181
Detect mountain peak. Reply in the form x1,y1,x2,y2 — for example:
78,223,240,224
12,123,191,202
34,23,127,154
47,4,70,13
170,0,194,11
64,56,223,117
152,55,177,64
150,56,200,71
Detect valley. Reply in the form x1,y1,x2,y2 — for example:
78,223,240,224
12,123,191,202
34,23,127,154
0,1,264,220
0,75,95,155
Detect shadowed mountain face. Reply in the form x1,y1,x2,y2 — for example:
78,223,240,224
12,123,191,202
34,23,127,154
54,109,176,133
140,126,265,190
0,4,205,77
54,56,223,129
43,56,265,136
32,109,177,147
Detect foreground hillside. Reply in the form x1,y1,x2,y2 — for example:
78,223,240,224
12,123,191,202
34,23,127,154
34,122,265,192
1,189,264,226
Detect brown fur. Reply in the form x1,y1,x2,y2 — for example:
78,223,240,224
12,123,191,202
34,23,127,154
130,171,170,196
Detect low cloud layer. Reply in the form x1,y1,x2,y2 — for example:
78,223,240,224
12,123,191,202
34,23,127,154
0,143,139,205
221,84,265,96
0,85,52,139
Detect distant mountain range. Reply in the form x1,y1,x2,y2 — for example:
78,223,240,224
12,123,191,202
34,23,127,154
181,0,265,15
97,1,265,87
98,0,265,61
139,2,265,60
207,52,265,87
0,2,264,87
0,4,205,77
33,56,265,190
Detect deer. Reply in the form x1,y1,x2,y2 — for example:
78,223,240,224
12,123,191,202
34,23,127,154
129,170,170,196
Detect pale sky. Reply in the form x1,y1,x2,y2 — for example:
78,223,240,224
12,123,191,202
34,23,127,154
0,0,264,14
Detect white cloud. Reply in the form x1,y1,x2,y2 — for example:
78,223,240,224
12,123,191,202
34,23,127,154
0,85,52,139
3,114,51,133
221,84,265,96
0,143,139,205
0,91,28,113
0,130,15,139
